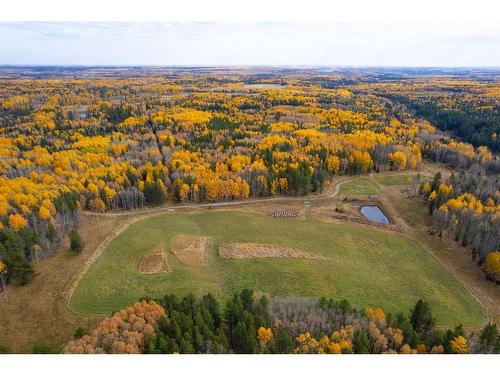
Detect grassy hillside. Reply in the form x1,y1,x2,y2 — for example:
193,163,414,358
375,174,415,186
339,178,380,195
70,211,486,327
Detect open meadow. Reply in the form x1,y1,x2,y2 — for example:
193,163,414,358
70,210,486,327
338,178,381,195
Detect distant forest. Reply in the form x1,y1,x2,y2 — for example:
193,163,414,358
383,91,500,152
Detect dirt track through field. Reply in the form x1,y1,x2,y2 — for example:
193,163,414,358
381,185,498,327
64,212,166,315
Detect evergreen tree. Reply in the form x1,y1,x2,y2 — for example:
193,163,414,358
69,229,84,254
477,324,499,353
5,251,34,285
353,330,369,354
144,180,167,205
270,329,294,354
410,299,436,337
395,312,419,347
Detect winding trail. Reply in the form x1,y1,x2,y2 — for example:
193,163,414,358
64,215,152,316
82,178,355,218
82,171,422,218
378,186,494,327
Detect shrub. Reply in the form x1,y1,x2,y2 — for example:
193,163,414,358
73,327,89,339
69,229,84,254
32,341,56,354
5,252,34,285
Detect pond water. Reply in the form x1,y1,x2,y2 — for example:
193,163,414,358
360,205,390,224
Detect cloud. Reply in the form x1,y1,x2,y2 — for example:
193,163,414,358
0,22,498,66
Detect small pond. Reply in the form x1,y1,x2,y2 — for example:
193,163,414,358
360,205,390,224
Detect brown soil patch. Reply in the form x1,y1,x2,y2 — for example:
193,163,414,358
171,235,209,266
137,251,170,274
218,242,332,261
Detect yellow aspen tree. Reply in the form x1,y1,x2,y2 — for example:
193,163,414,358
450,336,468,354
9,214,27,232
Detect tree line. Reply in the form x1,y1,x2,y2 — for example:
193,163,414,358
56,290,500,354
419,169,499,284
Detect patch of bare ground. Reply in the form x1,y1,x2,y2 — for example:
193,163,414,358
218,242,333,261
171,235,210,266
137,251,170,274
0,214,130,353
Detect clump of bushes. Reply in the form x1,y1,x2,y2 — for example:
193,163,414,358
69,229,84,254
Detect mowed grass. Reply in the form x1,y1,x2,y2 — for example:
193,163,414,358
339,178,380,195
70,211,486,327
375,174,415,186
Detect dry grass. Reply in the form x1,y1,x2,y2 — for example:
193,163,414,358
171,235,209,266
218,242,333,261
0,214,130,353
137,251,170,274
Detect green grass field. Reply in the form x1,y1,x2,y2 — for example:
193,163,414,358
375,174,415,186
339,178,380,195
70,211,486,327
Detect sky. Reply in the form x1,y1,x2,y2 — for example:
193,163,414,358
0,22,499,67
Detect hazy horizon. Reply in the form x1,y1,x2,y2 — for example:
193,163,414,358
1,22,499,67
1,64,500,69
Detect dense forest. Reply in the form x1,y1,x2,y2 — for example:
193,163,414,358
0,69,498,287
370,81,500,152
58,290,500,354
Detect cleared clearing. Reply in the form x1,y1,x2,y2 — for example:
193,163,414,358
171,234,209,266
137,251,170,274
70,211,486,327
218,242,332,261
375,174,415,186
339,178,380,195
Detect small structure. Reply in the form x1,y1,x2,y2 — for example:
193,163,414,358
270,209,299,218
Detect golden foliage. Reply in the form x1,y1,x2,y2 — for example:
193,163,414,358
38,206,51,220
63,300,165,354
483,251,500,280
257,327,273,347
450,336,468,354
8,214,26,232
400,344,412,354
